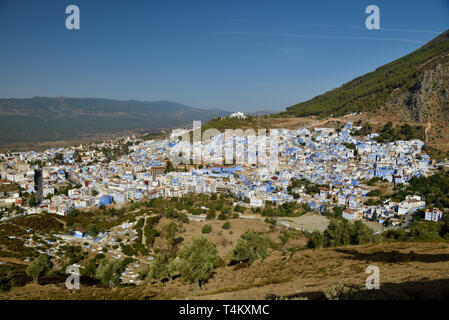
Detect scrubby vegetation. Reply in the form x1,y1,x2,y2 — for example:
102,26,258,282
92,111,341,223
374,122,425,143
307,219,375,249
231,230,272,265
391,169,449,207
281,30,449,117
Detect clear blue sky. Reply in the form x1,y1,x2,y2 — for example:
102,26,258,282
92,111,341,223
0,0,448,112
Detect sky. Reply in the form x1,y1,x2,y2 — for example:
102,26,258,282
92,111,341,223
0,0,448,112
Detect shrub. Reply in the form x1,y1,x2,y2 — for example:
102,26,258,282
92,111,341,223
177,237,219,288
202,224,212,234
26,255,53,284
0,274,13,292
206,209,216,220
146,252,178,281
87,224,100,236
96,259,122,288
135,218,145,229
231,230,272,265
222,221,231,230
307,230,325,249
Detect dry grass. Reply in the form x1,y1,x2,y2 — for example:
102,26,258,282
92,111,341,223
2,241,449,300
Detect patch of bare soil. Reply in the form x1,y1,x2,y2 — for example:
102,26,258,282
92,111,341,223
154,217,284,257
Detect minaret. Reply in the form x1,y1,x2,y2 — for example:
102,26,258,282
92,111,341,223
34,169,43,203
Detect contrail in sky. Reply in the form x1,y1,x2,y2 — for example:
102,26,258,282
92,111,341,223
229,18,441,35
219,31,427,44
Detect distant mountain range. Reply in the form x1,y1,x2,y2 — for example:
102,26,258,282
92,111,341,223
0,97,231,145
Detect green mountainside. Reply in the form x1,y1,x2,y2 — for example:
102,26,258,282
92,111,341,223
281,29,449,118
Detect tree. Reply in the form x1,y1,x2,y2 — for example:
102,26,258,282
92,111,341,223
87,223,100,236
0,274,13,292
26,255,53,284
350,221,375,245
135,218,145,229
144,226,159,247
307,230,325,249
332,206,343,218
96,259,122,289
163,222,179,251
146,252,178,281
222,221,231,229
231,230,271,265
279,229,292,247
177,237,219,289
324,219,353,247
202,224,212,234
206,208,216,220
28,193,37,207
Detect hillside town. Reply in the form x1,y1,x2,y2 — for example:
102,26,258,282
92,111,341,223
0,121,443,229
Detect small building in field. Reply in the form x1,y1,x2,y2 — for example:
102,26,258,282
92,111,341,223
73,227,87,238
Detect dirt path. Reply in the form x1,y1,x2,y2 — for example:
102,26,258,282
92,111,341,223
304,116,357,129
0,257,29,265
425,121,432,145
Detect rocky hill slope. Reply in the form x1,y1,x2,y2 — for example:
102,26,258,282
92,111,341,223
281,29,449,150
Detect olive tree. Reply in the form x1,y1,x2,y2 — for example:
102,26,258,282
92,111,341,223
177,237,219,289
95,259,122,289
231,230,271,265
26,255,53,284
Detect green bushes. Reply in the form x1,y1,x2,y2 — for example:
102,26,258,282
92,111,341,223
143,216,160,247
222,221,231,230
231,230,272,265
144,226,159,247
366,189,382,197
307,219,375,249
162,222,179,251
307,230,325,249
392,171,449,206
202,224,212,234
308,217,449,249
206,209,216,220
87,223,100,236
145,252,178,281
0,274,13,292
120,244,138,257
135,218,145,229
26,255,53,284
382,229,409,242
95,259,122,288
146,215,160,228
409,221,446,241
177,237,219,288
375,122,425,143
164,208,189,223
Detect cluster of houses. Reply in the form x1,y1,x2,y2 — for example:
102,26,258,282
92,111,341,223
0,121,444,227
